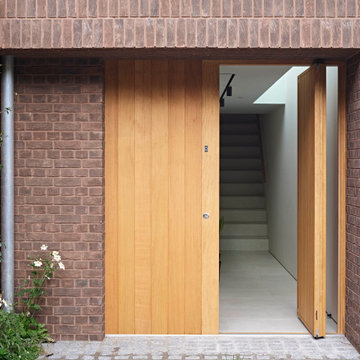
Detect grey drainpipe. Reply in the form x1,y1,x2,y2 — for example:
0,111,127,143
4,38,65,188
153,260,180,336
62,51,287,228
1,56,14,311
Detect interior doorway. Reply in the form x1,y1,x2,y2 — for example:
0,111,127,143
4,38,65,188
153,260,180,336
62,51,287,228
219,65,340,335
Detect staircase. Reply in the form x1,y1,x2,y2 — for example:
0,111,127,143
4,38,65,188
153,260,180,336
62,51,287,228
220,114,269,251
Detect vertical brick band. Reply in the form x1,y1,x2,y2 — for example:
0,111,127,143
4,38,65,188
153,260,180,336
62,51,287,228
14,58,105,341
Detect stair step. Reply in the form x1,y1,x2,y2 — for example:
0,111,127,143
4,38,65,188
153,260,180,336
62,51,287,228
220,209,267,222
221,146,261,158
221,170,263,182
222,222,268,237
220,134,260,146
220,183,264,196
221,158,262,170
220,195,265,209
220,115,258,124
220,236,269,251
220,123,258,134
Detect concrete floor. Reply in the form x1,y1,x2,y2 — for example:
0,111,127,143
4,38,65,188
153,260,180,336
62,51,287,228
39,335,359,360
220,251,337,334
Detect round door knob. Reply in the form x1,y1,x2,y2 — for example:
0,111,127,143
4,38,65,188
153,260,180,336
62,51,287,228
203,213,210,219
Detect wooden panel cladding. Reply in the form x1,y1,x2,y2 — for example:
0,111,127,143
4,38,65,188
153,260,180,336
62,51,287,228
297,64,327,338
105,60,219,334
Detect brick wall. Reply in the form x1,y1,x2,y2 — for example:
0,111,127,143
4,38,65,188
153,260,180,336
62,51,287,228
346,52,360,352
14,58,105,341
1,0,360,49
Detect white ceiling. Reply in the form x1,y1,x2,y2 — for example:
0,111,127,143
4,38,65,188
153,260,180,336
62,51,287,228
219,65,291,114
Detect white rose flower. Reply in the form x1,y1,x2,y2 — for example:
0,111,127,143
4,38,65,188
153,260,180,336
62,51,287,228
33,260,42,267
41,244,48,251
58,262,65,270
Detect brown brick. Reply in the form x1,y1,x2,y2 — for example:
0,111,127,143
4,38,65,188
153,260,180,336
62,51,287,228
264,0,273,17
31,20,41,47
27,0,36,17
249,19,259,47
73,19,82,48
259,19,269,48
166,18,175,47
222,0,231,17
270,19,279,47
114,18,124,47
17,0,27,17
347,0,356,17
201,0,210,16
130,0,139,17
109,0,118,16
285,0,294,16
227,19,237,48
187,19,196,47
176,18,185,47
207,18,217,47
280,19,290,47
217,19,227,48
291,19,300,48
58,0,67,17
336,0,345,17
21,20,31,48
104,19,114,48
47,0,57,17
238,19,248,47
295,0,304,16
243,0,252,17
321,19,331,47
161,0,170,17
304,0,315,16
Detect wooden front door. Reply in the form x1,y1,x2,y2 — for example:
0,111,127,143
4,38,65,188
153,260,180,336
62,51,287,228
105,60,219,334
297,64,327,338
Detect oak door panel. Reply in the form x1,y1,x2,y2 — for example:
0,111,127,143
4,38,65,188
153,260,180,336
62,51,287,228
105,60,219,334
297,64,327,338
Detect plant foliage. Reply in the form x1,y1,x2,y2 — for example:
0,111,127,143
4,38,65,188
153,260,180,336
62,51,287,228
0,311,51,360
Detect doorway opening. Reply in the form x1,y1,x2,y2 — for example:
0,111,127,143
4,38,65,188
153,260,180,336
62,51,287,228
219,65,339,334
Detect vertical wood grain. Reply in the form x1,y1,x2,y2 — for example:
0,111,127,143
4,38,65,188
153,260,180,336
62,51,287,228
134,60,152,333
184,60,203,334
297,64,326,338
201,61,219,334
151,60,169,334
168,61,186,334
337,64,346,335
117,60,135,334
105,61,119,334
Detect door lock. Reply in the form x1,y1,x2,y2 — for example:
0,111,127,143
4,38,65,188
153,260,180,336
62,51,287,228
203,213,210,219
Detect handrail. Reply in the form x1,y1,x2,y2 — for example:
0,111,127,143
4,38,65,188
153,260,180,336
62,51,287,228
256,115,266,183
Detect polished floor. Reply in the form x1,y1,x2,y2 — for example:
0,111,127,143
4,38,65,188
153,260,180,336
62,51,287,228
219,251,337,334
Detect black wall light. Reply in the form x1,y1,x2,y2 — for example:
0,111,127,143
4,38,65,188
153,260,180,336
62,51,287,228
220,74,235,107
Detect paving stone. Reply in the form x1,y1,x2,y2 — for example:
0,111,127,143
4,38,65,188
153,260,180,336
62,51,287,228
37,335,360,360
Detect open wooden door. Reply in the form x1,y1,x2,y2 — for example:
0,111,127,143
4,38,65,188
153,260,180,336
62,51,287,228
297,64,327,338
105,60,219,334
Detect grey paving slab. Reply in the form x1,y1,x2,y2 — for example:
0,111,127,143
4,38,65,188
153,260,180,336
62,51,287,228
38,335,359,360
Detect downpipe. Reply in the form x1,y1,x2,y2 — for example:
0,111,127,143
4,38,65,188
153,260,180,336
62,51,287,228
1,56,14,311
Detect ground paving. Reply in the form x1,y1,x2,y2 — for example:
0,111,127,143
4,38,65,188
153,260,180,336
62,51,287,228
38,335,360,360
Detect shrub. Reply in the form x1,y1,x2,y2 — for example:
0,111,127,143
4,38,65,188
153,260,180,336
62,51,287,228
0,310,51,360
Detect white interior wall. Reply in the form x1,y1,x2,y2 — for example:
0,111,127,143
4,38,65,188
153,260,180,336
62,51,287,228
326,67,338,322
260,66,338,320
261,67,307,278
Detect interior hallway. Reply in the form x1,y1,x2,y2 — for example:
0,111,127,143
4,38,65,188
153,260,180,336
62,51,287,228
219,251,337,334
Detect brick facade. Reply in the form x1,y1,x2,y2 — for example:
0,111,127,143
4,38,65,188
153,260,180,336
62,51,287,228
346,52,360,352
1,0,360,49
14,58,105,341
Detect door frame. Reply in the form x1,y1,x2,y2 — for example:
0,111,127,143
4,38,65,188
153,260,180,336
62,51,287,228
208,60,346,334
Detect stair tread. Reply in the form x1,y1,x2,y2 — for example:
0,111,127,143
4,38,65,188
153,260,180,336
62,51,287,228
220,235,268,239
224,221,267,224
